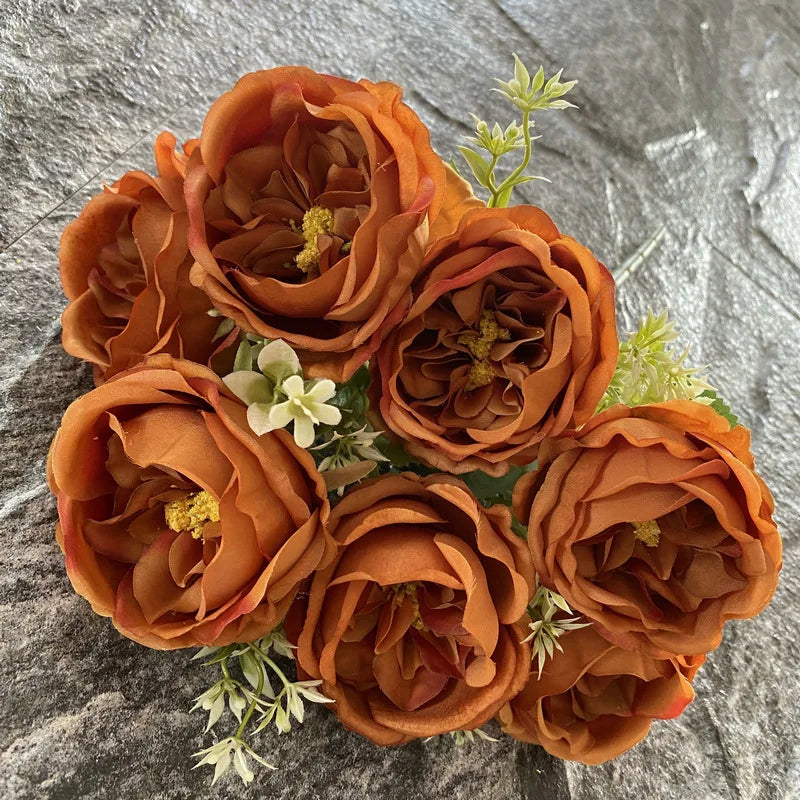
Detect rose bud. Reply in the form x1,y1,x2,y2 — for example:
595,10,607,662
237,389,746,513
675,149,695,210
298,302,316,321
498,625,705,764
513,401,782,657
186,66,478,382
47,356,334,649
60,132,218,384
291,473,534,744
370,206,618,476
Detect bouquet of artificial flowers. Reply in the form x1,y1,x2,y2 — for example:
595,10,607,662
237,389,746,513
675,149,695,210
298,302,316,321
47,56,781,785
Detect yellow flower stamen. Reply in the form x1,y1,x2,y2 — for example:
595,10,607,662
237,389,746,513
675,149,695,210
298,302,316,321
459,310,511,359
465,361,496,391
632,519,661,547
294,206,335,273
392,582,425,630
164,490,220,539
458,310,511,390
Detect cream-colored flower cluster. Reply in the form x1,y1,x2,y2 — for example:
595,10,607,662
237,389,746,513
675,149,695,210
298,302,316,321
598,310,714,411
223,339,341,448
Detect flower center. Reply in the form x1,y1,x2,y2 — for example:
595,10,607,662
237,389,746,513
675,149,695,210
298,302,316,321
164,490,220,539
391,581,425,630
632,519,661,547
458,310,511,391
289,393,319,422
294,206,335,273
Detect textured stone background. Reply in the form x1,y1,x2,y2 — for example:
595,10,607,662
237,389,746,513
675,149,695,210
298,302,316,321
1,0,798,798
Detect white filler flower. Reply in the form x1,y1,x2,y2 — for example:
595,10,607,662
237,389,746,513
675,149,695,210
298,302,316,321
222,338,341,445
268,375,341,448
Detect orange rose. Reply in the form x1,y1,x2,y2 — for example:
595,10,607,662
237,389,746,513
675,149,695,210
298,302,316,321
292,473,534,744
498,626,704,764
513,401,782,657
185,67,476,382
60,132,218,383
371,206,618,475
47,356,333,649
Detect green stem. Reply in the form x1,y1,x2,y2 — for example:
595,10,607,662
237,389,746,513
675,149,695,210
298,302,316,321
492,109,533,207
247,643,294,691
485,153,500,206
220,657,232,682
235,656,265,739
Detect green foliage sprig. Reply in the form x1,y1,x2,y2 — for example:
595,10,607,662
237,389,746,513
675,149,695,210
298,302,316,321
191,629,332,785
598,311,718,411
522,580,589,677
459,463,533,509
459,54,577,207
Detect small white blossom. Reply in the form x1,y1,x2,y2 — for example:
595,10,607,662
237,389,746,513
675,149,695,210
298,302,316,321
312,426,388,473
450,729,499,745
191,677,247,730
253,678,333,736
222,339,301,406
522,579,589,677
259,628,296,659
268,374,341,448
192,737,276,785
426,728,498,745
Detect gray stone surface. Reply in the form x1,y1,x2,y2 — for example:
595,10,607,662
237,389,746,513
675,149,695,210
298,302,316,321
1,0,798,797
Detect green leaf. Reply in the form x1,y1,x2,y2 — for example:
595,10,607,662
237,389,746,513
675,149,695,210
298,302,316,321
494,184,515,208
239,649,262,690
374,436,412,466
212,317,235,342
530,65,545,94
448,156,462,176
460,463,535,508
198,643,238,666
373,436,436,474
699,390,739,428
513,53,530,93
233,341,253,372
546,99,578,110
329,364,370,417
458,146,492,187
511,518,528,540
494,175,544,208
350,364,371,392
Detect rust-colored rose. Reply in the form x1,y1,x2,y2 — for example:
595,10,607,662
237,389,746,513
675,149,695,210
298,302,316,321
292,473,534,744
513,401,782,657
185,66,474,382
371,206,618,475
498,625,704,764
60,132,218,383
47,356,333,649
